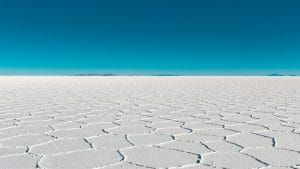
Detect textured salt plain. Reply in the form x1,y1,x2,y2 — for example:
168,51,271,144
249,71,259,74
0,76,299,169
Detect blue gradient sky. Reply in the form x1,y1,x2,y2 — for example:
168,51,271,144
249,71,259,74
0,0,299,75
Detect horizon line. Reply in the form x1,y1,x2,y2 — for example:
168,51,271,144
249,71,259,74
0,73,298,77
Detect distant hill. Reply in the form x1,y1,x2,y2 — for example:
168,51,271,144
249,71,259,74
268,73,285,76
267,73,297,76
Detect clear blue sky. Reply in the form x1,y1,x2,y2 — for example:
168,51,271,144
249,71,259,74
0,0,299,75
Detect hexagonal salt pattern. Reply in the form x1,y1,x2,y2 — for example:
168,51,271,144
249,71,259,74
0,76,299,169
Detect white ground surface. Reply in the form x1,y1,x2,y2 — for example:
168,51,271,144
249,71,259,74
0,76,299,169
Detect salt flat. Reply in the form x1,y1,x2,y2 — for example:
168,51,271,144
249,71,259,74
0,76,299,169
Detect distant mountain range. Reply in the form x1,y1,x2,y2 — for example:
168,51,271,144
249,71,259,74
268,73,297,76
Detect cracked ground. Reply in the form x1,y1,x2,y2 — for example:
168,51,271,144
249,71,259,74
0,76,299,169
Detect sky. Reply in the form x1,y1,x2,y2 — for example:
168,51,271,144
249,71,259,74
0,0,299,75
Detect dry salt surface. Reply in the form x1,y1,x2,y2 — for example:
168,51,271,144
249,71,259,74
0,76,299,169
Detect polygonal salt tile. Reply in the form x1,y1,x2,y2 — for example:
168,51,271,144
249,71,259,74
155,128,191,135
0,147,27,157
79,115,116,123
0,113,27,119
260,166,294,169
48,128,105,138
0,119,18,124
147,121,183,129
142,117,172,123
52,121,83,130
195,128,237,137
193,114,221,120
208,119,240,126
223,116,258,123
243,148,300,166
0,125,53,135
127,133,173,146
88,134,133,149
266,124,295,132
159,140,212,154
117,115,146,121
101,162,149,169
0,132,17,140
175,117,208,123
115,120,150,126
18,115,52,122
0,123,14,129
0,154,36,169
283,122,300,129
180,164,220,169
249,119,284,126
19,120,63,126
54,115,84,121
227,133,273,148
202,152,266,169
0,134,55,147
122,146,199,168
29,110,59,116
30,138,91,155
257,131,300,151
176,134,223,142
40,149,122,169
225,124,268,133
83,122,118,130
205,141,242,152
184,122,222,130
106,126,153,135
